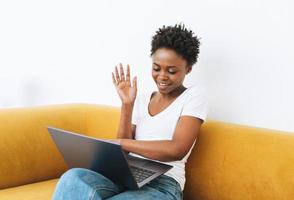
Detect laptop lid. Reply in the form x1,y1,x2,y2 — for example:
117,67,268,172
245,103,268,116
47,127,138,189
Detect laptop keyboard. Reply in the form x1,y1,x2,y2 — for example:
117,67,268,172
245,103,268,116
129,165,156,183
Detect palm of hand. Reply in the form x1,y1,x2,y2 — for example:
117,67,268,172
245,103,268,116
117,81,136,104
112,64,137,105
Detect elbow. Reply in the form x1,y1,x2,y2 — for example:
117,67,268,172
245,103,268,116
175,152,186,161
168,148,187,161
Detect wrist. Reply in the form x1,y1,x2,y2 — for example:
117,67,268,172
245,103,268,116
121,102,134,109
119,139,127,148
120,139,132,154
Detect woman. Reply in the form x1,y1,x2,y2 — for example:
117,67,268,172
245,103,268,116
53,24,207,200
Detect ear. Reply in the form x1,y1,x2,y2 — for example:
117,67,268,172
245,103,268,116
186,66,192,74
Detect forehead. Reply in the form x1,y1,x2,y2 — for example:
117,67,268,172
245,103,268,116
152,48,187,68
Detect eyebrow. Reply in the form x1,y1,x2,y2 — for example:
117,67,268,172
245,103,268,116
153,62,178,68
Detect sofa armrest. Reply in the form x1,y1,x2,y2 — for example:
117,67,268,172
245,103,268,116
0,103,121,189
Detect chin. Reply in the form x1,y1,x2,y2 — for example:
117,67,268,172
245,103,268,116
157,86,173,94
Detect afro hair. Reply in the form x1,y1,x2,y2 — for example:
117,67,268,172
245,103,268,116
151,24,200,66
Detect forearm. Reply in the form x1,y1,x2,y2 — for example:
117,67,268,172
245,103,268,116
120,139,182,162
117,103,134,139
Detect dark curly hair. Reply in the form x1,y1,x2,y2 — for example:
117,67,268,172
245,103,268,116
151,24,200,67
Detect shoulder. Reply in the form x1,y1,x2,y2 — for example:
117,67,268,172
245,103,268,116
137,91,152,100
134,90,153,105
181,85,208,121
185,85,207,100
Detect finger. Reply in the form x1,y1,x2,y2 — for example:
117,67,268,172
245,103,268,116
119,63,125,82
132,76,137,90
115,66,120,82
126,64,130,83
112,72,117,86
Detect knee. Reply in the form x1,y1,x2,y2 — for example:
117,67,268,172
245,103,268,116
59,168,86,181
58,168,111,186
53,168,97,199
53,168,121,200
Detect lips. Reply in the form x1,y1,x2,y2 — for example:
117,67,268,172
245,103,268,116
159,82,168,86
157,82,169,90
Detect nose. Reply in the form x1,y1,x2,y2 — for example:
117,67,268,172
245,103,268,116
158,75,168,82
158,70,168,80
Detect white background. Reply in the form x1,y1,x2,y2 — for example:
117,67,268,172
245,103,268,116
0,0,293,132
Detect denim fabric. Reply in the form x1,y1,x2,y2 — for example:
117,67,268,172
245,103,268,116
52,168,182,200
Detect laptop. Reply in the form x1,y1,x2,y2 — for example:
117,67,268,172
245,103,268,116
47,127,172,190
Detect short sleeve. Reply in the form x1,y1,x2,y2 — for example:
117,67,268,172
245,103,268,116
181,87,208,121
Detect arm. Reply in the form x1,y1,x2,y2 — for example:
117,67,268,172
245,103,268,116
120,116,203,162
112,63,137,139
117,103,136,139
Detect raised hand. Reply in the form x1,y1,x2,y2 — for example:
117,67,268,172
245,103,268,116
112,63,137,105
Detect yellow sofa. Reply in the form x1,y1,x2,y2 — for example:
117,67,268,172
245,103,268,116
0,104,293,200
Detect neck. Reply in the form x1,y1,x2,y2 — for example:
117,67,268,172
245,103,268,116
159,85,187,100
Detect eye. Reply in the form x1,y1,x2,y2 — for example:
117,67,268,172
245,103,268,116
168,69,177,74
153,67,160,72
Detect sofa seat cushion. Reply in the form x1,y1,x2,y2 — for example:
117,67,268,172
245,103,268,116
0,179,58,200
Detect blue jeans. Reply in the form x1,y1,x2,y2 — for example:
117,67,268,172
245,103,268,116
52,168,183,200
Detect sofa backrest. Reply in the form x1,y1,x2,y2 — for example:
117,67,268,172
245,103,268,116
184,121,294,200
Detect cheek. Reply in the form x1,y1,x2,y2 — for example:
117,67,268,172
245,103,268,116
172,74,185,83
151,71,158,79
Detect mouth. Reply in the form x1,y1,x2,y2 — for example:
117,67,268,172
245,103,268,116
157,82,170,89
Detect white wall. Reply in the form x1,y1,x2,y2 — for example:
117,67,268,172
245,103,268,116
0,0,293,132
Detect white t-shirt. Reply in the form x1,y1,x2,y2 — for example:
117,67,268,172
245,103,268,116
131,85,208,190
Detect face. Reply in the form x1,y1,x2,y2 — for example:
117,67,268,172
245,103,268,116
152,48,192,95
